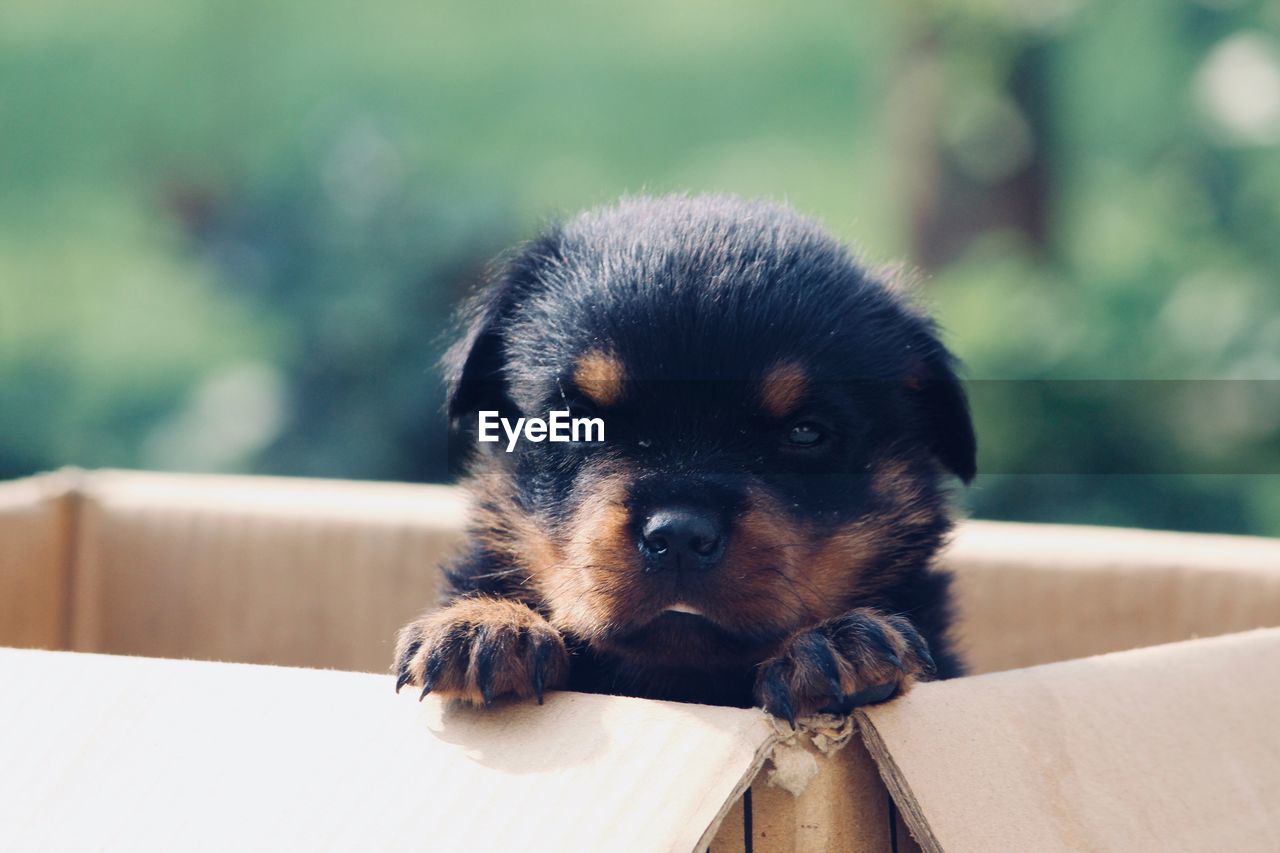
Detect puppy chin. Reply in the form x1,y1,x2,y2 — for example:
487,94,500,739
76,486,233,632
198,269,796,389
597,608,772,669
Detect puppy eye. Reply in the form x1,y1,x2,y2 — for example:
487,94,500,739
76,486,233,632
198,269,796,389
785,422,825,448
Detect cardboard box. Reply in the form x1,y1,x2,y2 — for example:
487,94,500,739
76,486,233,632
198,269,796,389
2,469,1279,851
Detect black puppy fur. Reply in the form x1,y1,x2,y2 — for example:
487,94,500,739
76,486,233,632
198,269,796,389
394,194,974,721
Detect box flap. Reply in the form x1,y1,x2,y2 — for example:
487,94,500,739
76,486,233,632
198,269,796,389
857,628,1280,853
0,648,776,853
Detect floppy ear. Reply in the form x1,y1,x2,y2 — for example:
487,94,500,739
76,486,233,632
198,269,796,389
905,329,977,484
442,231,562,425
441,286,511,425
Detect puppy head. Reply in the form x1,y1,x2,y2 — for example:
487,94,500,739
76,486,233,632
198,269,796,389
447,195,975,668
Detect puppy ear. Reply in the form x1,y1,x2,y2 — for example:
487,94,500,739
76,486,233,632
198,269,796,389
441,288,510,424
904,327,977,484
442,231,562,424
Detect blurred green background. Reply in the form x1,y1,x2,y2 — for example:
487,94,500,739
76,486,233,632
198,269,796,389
3,0,1279,534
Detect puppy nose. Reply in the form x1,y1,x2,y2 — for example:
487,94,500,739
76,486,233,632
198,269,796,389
640,508,725,571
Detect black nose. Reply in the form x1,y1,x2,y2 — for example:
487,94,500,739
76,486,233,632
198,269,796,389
639,508,725,571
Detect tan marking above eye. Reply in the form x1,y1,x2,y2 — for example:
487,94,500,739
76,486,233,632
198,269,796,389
573,349,627,407
760,360,809,418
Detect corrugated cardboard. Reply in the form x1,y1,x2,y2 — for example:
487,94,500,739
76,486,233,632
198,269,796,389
948,521,1280,674
1,469,1279,852
0,469,76,650
69,470,465,671
858,628,1280,852
0,647,775,852
9,469,1280,678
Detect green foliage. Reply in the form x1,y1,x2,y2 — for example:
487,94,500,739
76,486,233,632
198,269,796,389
2,0,1277,533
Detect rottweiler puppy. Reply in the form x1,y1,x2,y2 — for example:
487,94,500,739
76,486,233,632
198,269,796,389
394,194,975,724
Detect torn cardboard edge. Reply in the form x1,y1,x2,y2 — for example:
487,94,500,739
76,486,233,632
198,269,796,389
694,712,868,849
695,713,866,848
762,713,858,795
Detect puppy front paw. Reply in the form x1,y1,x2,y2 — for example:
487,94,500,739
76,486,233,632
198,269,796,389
754,609,935,727
393,597,569,707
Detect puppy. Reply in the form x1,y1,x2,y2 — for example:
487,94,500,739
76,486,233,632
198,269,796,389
394,194,975,723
